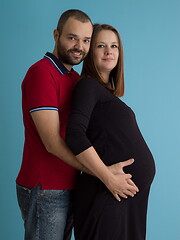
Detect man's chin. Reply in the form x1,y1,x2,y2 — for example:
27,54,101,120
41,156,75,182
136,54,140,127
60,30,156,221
71,58,84,65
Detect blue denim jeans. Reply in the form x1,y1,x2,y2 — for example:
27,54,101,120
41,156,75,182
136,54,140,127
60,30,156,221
16,184,73,240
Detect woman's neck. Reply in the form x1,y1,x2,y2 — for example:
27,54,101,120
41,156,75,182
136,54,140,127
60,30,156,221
100,72,110,84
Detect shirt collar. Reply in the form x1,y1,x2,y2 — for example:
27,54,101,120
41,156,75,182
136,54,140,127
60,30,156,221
44,52,72,75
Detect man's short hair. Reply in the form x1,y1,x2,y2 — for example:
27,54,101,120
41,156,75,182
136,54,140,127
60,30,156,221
57,9,92,36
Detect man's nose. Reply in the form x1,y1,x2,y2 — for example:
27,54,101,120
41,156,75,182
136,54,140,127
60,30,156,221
74,40,83,50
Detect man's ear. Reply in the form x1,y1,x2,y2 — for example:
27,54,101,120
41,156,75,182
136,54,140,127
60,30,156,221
53,29,59,42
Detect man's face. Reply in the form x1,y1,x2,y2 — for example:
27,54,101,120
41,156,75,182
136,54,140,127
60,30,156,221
55,17,93,70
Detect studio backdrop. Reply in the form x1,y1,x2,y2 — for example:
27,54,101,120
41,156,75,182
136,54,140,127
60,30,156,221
0,0,180,239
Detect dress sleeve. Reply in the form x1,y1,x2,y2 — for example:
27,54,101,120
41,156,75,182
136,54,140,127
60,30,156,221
66,77,99,155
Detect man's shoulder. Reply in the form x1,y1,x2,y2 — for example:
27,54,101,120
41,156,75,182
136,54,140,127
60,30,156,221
22,58,55,87
28,58,52,72
23,58,79,86
25,58,63,80
29,58,79,77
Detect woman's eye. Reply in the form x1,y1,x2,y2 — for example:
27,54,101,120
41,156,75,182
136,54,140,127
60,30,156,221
111,45,118,48
97,45,105,48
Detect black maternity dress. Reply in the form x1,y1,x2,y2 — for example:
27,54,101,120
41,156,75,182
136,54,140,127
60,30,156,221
66,77,156,240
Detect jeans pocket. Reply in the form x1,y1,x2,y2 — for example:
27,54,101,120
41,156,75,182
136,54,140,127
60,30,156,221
37,189,72,209
38,189,67,197
16,184,32,221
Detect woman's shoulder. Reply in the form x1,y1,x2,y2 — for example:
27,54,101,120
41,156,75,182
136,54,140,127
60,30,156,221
77,77,98,85
76,77,103,90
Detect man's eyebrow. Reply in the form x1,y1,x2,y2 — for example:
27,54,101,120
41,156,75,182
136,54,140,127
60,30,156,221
67,33,78,37
67,33,91,39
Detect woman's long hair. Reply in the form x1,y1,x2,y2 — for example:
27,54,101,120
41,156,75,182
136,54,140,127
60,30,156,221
80,24,124,97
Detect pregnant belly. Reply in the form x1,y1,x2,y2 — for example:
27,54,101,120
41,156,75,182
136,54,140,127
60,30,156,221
125,144,156,190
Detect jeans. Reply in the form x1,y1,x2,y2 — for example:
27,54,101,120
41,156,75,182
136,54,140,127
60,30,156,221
16,184,73,240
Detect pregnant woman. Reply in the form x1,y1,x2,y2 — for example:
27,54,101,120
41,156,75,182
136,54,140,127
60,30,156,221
66,24,155,240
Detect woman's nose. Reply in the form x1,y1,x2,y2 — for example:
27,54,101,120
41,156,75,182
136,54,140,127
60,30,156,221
105,47,112,55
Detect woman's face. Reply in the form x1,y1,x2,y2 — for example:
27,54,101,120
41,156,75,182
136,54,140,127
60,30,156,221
93,30,119,81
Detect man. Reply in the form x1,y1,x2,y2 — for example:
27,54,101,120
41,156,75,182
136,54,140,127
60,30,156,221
16,9,93,240
16,9,138,240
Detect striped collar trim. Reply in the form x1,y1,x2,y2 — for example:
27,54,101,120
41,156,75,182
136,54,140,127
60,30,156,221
44,52,70,75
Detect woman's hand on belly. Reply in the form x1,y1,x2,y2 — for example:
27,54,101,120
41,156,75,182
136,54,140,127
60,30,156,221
107,158,139,201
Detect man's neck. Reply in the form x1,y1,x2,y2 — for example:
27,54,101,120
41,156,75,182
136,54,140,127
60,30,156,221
52,50,72,71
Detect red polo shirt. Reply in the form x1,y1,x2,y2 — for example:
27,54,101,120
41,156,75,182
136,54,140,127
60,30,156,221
16,52,79,189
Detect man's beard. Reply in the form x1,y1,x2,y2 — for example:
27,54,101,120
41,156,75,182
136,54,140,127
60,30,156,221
57,42,87,66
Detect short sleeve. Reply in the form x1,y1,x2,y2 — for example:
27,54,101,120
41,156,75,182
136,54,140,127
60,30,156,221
23,65,59,113
66,78,99,155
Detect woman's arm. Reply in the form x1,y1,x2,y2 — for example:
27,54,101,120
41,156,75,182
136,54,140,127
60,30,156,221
76,146,138,201
66,78,138,201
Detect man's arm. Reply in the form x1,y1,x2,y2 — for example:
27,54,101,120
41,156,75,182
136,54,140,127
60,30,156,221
31,109,139,200
31,110,89,172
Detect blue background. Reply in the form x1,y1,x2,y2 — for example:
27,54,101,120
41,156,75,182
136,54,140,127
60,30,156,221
1,0,180,239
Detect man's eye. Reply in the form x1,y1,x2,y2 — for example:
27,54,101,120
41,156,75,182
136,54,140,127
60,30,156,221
84,39,90,43
69,37,76,40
